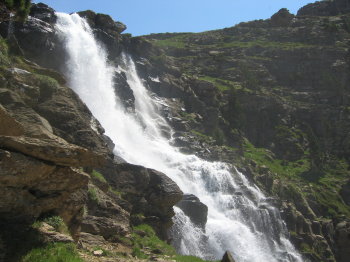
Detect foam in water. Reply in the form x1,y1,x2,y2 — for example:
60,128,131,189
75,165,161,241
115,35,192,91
56,13,304,262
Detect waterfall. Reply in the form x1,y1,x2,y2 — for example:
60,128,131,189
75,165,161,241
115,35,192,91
56,13,304,262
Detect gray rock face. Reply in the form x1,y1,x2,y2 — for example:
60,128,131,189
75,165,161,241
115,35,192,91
176,194,208,229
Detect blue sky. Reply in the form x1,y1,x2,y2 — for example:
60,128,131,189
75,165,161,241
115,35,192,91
33,0,314,36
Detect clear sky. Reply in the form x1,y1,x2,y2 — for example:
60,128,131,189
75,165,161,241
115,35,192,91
33,0,314,36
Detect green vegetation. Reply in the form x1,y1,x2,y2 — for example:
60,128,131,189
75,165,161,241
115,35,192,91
218,40,316,50
88,187,99,203
243,140,350,218
42,216,69,234
4,0,32,21
151,35,187,48
32,74,59,90
131,224,175,258
91,170,107,183
0,38,10,66
130,224,215,262
198,75,242,91
21,243,82,262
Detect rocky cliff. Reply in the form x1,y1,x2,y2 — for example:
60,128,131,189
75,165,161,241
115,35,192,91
125,0,350,261
0,0,349,262
0,2,182,262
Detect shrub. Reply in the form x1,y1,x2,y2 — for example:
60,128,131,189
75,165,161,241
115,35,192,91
91,170,107,183
42,216,69,234
88,187,99,203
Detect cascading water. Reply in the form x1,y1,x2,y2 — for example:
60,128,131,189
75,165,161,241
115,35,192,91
56,13,304,262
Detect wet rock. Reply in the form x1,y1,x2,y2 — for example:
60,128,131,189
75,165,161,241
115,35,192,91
221,251,236,262
176,194,208,229
113,71,135,111
29,3,57,24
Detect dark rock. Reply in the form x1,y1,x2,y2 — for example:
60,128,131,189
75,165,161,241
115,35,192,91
102,162,183,239
335,221,350,262
270,8,294,27
0,17,66,71
29,3,57,24
221,251,236,262
115,21,127,34
0,148,89,239
81,215,128,238
113,71,135,111
297,0,350,17
95,13,125,33
176,194,208,229
340,180,350,206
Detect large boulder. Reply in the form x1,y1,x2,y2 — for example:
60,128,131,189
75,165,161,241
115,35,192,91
102,162,183,239
0,148,89,231
176,194,208,229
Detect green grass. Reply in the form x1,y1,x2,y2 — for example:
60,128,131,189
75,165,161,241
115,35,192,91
198,75,242,91
130,224,214,262
152,37,187,48
91,170,107,183
21,243,83,262
243,140,310,180
131,224,175,257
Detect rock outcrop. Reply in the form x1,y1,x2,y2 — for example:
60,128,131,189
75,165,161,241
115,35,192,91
221,251,236,262
176,194,208,229
101,162,183,239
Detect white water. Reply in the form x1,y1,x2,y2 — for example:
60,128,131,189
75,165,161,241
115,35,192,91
56,13,303,262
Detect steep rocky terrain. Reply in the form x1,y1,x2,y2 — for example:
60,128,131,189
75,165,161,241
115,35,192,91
0,2,183,262
125,0,350,261
0,0,349,262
